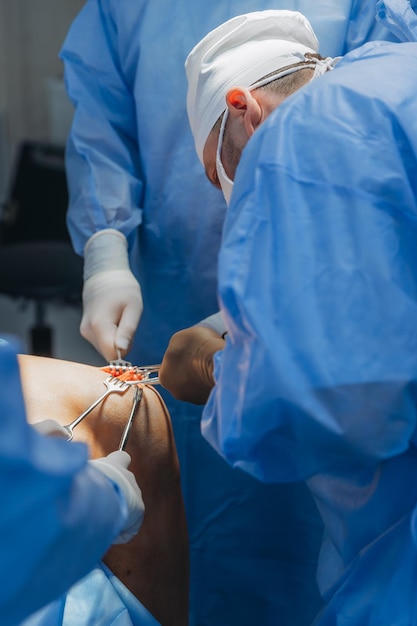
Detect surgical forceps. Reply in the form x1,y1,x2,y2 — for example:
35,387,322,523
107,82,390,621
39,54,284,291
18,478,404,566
63,376,131,441
118,385,143,451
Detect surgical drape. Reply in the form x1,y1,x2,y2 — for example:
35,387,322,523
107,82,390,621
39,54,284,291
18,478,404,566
21,563,159,626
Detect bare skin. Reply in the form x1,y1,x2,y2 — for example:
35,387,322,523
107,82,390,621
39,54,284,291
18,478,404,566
160,326,225,405
18,354,189,626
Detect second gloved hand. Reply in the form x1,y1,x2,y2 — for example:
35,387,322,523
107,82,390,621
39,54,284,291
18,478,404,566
32,419,68,439
89,450,145,544
81,229,143,361
32,419,70,438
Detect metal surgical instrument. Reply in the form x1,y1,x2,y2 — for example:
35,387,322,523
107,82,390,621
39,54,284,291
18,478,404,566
63,376,130,441
107,350,161,385
118,385,143,451
109,348,132,370
125,364,161,386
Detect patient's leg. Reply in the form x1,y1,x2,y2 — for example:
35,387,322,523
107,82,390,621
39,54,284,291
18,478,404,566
18,354,189,626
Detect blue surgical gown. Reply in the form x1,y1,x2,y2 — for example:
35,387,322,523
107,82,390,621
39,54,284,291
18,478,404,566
0,337,127,625
21,563,159,626
59,2,399,624
376,0,417,41
203,38,417,624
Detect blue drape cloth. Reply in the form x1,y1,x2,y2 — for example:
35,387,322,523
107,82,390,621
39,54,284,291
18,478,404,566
21,563,160,626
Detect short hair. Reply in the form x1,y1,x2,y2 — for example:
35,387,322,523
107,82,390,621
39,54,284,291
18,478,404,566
255,54,324,95
256,65,315,96
217,58,321,179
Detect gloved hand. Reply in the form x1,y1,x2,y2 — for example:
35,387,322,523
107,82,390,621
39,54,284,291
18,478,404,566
32,419,69,438
160,324,226,404
89,450,145,544
81,229,143,361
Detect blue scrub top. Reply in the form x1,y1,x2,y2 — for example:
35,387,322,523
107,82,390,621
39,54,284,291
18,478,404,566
203,35,417,624
60,2,399,624
0,337,127,625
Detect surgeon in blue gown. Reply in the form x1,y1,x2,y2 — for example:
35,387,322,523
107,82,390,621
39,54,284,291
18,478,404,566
0,336,144,625
179,1,417,624
59,3,399,624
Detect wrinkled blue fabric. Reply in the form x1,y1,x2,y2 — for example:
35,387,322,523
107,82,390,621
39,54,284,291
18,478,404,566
376,0,417,41
0,337,127,625
60,3,398,624
21,563,159,626
203,39,417,624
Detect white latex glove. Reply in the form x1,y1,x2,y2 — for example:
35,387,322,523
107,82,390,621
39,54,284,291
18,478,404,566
90,450,145,544
81,229,143,361
32,419,69,438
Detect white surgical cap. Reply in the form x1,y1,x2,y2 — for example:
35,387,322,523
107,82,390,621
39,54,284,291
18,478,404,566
185,10,320,164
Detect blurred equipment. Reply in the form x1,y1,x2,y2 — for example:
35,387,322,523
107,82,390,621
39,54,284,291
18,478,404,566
0,140,83,356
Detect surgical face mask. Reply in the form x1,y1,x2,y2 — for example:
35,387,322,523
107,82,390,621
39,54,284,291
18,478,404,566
311,55,341,78
216,110,234,205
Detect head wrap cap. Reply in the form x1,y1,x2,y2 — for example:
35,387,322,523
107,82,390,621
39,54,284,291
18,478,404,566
185,10,320,164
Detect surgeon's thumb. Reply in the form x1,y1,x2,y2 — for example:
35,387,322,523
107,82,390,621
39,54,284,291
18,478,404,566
106,450,132,469
115,300,143,353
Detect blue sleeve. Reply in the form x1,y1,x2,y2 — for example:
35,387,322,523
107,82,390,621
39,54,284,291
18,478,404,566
375,0,417,42
59,0,143,254
343,0,401,52
202,49,417,483
0,337,126,624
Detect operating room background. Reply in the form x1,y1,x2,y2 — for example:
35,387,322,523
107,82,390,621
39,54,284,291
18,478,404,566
0,0,103,365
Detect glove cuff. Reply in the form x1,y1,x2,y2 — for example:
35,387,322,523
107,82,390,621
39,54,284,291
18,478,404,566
84,229,130,280
198,311,227,336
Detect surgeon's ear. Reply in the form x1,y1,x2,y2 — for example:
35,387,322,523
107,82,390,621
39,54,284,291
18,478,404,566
225,87,261,138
